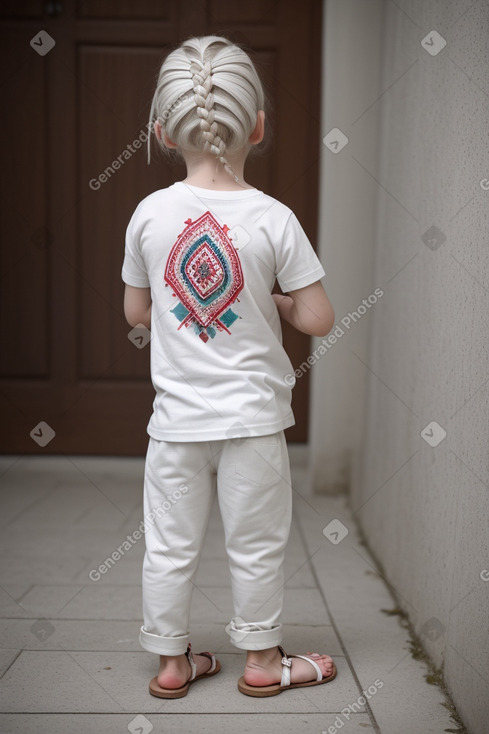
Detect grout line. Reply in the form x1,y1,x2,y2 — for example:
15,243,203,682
2,484,62,528
0,646,348,655
0,618,343,625
0,617,145,622
0,649,22,680
292,503,382,734
0,711,371,716
11,585,34,605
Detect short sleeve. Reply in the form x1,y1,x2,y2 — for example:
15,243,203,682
121,204,150,288
275,212,325,292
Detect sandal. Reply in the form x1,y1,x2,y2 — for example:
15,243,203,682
149,642,221,699
237,645,337,697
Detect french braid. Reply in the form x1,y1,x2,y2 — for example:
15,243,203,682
189,58,239,182
148,36,265,175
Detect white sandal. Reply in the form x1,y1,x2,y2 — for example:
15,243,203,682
237,644,337,697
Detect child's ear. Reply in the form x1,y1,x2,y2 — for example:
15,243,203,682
249,110,265,145
154,120,178,149
163,131,178,149
154,119,163,141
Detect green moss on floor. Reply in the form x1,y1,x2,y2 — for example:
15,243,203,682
379,606,466,734
352,519,467,733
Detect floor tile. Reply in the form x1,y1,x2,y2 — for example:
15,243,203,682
0,453,456,732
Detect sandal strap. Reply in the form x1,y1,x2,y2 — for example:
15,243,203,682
278,645,292,687
185,644,217,679
185,643,197,681
198,651,217,673
293,654,323,681
278,646,323,687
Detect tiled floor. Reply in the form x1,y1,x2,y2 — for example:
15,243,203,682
0,448,457,733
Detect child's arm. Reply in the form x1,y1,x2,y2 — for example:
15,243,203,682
124,285,152,328
273,281,334,337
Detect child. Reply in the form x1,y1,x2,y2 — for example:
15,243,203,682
122,35,337,699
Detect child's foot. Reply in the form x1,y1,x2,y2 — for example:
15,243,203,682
243,645,334,687
157,650,213,689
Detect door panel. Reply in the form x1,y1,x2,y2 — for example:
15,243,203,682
0,0,322,454
0,30,50,378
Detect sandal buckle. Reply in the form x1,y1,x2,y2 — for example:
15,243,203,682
281,655,291,667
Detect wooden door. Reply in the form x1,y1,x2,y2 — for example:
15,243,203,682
0,0,322,454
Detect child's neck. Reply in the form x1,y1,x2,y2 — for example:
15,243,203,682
181,152,255,191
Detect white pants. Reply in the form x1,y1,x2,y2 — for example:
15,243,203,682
139,430,293,655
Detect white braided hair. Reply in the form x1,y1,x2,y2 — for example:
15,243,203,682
147,36,265,182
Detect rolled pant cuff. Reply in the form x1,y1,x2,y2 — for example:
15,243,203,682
228,623,283,651
139,626,190,655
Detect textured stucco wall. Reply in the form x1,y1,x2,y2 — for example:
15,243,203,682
347,2,489,732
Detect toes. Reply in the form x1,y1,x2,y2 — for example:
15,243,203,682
304,652,331,664
320,659,335,675
307,654,334,675
298,652,334,682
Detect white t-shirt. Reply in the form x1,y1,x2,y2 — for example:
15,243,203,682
122,181,325,441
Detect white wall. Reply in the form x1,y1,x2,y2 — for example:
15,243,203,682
310,1,489,732
309,0,384,492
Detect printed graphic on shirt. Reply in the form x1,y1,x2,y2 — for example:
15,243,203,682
164,211,244,343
